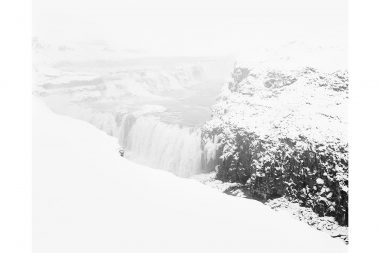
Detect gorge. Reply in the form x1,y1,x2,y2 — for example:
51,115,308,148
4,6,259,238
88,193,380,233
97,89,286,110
34,43,348,243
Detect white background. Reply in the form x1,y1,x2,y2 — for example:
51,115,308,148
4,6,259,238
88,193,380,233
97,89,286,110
0,0,379,252
32,0,347,57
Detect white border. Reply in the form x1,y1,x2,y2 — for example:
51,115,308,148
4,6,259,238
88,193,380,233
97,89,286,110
1,0,380,252
0,1,32,253
349,0,380,251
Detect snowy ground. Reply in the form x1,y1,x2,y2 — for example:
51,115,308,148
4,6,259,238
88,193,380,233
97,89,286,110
33,98,346,253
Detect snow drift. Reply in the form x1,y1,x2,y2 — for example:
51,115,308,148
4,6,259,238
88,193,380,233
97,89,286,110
33,98,346,253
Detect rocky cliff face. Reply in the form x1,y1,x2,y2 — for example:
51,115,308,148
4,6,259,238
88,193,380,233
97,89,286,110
201,65,348,225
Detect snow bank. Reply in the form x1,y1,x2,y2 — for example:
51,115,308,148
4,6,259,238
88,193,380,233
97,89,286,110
33,98,346,253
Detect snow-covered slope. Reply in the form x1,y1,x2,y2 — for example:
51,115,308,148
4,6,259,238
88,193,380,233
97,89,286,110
33,98,346,253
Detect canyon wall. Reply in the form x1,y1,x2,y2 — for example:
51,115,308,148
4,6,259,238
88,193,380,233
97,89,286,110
202,65,348,225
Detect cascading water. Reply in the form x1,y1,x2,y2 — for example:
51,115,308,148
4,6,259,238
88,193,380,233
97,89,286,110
118,115,211,177
36,57,233,177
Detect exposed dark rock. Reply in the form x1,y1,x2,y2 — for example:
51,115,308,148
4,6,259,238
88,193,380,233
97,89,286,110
201,65,348,226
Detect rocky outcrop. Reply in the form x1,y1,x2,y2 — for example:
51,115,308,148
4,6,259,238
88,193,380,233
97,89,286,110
192,172,348,244
267,197,349,244
202,65,348,225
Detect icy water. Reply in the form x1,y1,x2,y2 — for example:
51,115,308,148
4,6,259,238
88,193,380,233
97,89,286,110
36,57,233,176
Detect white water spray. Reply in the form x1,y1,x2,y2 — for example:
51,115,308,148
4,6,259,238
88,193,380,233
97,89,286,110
38,59,232,176
118,116,206,177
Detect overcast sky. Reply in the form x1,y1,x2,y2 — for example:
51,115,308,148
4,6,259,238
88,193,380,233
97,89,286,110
33,0,347,56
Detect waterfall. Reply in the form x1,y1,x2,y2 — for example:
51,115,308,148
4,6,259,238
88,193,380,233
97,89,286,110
45,99,219,177
37,57,234,177
118,115,211,177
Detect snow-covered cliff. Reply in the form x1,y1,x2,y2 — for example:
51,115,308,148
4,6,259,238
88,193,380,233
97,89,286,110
202,64,348,225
